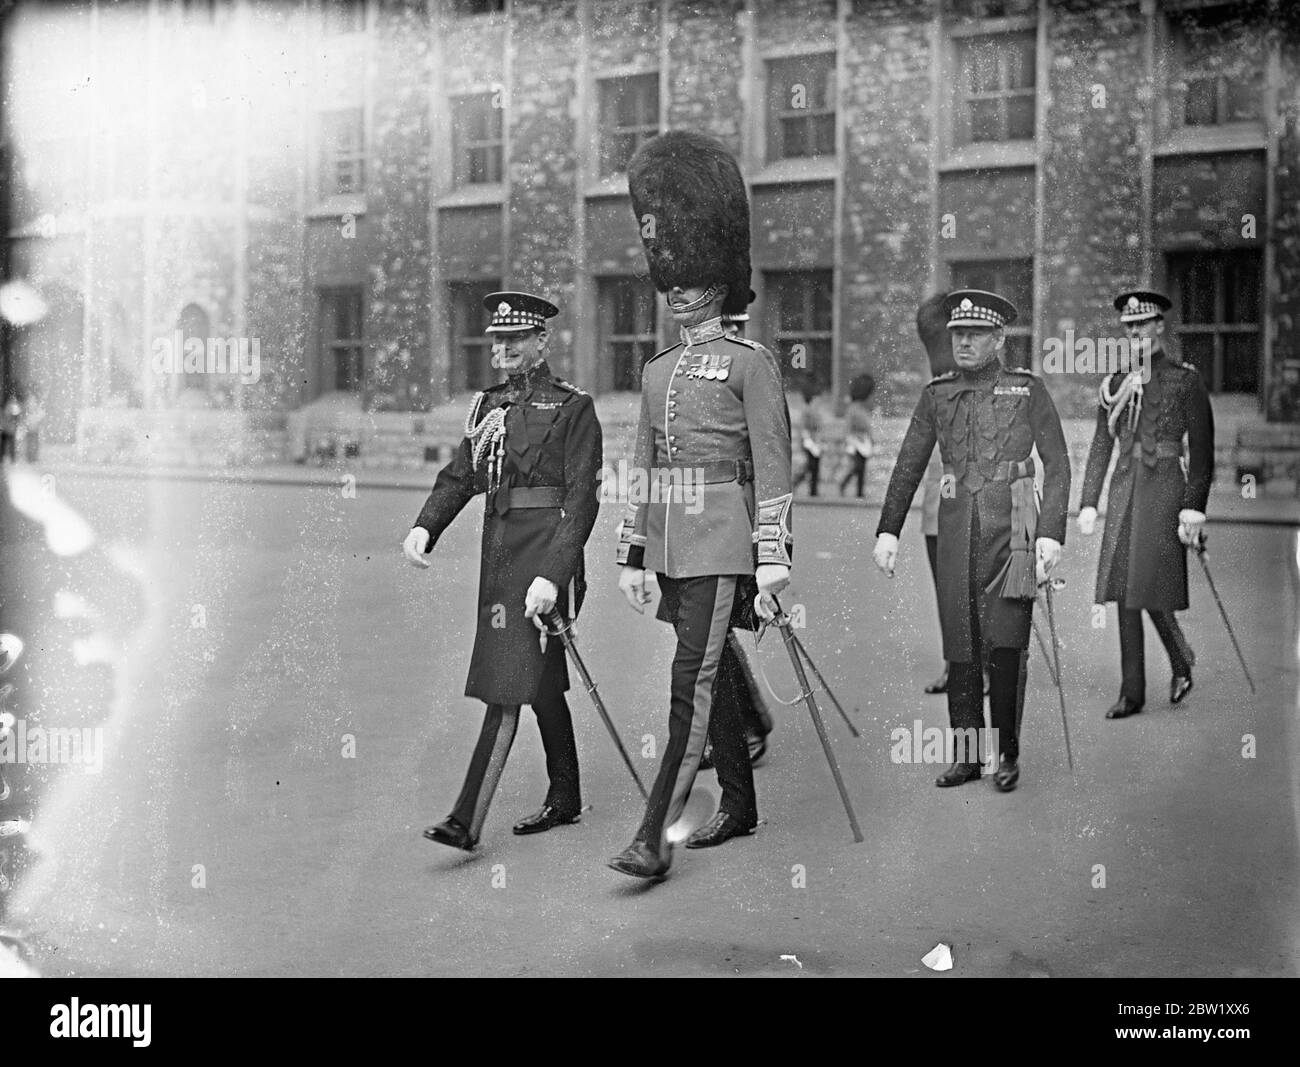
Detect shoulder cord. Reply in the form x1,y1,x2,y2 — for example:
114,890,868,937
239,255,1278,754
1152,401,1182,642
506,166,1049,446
1100,371,1143,438
464,398,509,492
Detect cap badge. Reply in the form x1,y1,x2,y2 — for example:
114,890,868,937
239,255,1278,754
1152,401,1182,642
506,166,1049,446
1127,296,1139,310
960,298,973,310
497,301,512,315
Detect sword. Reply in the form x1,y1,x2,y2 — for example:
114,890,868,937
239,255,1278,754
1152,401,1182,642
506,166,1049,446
1031,617,1058,687
1036,577,1074,771
543,610,648,799
766,597,864,843
1192,532,1256,695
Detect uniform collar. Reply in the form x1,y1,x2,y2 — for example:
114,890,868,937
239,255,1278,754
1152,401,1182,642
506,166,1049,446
959,358,1002,384
681,317,726,347
505,359,552,388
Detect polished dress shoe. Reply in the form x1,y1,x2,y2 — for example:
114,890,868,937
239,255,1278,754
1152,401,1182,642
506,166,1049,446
684,811,757,849
935,761,982,787
992,756,1019,792
924,668,948,694
1105,697,1144,719
1170,674,1193,705
746,731,768,764
608,841,671,879
423,815,477,852
512,803,581,835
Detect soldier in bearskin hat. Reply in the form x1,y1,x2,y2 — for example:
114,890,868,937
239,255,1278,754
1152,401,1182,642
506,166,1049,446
1077,290,1214,719
609,131,793,879
403,292,603,852
873,291,1071,793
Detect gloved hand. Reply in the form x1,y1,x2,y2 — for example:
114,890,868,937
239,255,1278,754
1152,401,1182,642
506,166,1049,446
1077,506,1097,536
524,576,559,651
873,533,899,577
754,561,790,621
1036,537,1062,584
618,566,650,614
402,527,430,568
753,563,791,621
1178,509,1206,547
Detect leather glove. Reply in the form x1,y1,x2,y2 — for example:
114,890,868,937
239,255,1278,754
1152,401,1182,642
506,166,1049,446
1035,537,1062,584
524,576,559,651
754,563,791,621
1077,506,1097,536
402,527,430,568
1178,509,1206,547
873,533,899,577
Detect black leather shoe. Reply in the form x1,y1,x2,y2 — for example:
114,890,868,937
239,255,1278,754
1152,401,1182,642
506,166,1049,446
935,761,982,787
1170,675,1193,705
512,804,581,835
684,811,757,849
423,815,477,852
1105,697,1145,719
746,731,768,765
992,756,1019,792
924,668,949,694
608,841,671,879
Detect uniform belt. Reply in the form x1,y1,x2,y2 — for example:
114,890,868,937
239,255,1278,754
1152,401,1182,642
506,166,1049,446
507,486,566,508
942,457,1035,482
1132,441,1183,459
663,458,754,485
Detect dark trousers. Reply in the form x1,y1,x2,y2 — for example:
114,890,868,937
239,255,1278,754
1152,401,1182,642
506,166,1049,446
1118,607,1192,703
449,687,580,839
637,575,755,857
796,450,821,496
0,433,14,462
719,632,772,741
946,510,1028,763
840,454,866,497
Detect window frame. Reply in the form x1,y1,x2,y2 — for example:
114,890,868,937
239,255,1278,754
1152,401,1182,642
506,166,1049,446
1163,4,1267,135
596,72,660,178
451,92,505,188
948,28,1037,149
765,270,835,394
1166,249,1262,395
318,107,367,199
318,287,367,395
763,51,838,165
596,276,658,393
449,279,502,394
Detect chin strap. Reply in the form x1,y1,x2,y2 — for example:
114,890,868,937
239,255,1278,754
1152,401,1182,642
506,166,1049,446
667,284,719,314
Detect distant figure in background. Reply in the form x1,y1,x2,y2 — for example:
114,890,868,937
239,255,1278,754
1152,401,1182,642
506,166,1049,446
22,390,43,463
795,383,823,497
839,373,875,498
0,396,21,464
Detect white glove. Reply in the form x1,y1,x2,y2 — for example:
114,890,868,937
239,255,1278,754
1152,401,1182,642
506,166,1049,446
1077,506,1097,536
1035,537,1062,584
754,563,791,621
873,533,899,577
402,527,430,568
524,576,559,650
1178,509,1206,547
618,566,650,614
524,576,558,622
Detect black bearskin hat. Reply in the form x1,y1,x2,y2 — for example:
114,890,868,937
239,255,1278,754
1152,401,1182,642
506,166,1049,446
916,291,956,377
627,131,751,317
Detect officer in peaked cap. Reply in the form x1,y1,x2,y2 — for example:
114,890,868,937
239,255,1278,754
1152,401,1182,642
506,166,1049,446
608,131,793,879
1077,288,1214,719
873,289,1071,793
403,290,604,851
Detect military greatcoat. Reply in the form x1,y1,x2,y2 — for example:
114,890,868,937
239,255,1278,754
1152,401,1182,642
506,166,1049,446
877,361,1071,662
415,361,602,704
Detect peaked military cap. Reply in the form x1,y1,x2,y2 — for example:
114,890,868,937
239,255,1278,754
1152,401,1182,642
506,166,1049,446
483,291,559,333
945,289,1018,329
1114,289,1171,323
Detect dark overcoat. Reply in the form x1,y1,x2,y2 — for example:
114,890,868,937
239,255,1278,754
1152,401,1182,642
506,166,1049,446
414,361,602,704
1079,347,1214,611
877,362,1071,663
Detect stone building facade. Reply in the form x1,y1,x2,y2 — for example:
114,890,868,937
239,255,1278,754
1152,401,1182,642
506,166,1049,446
2,0,1296,464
